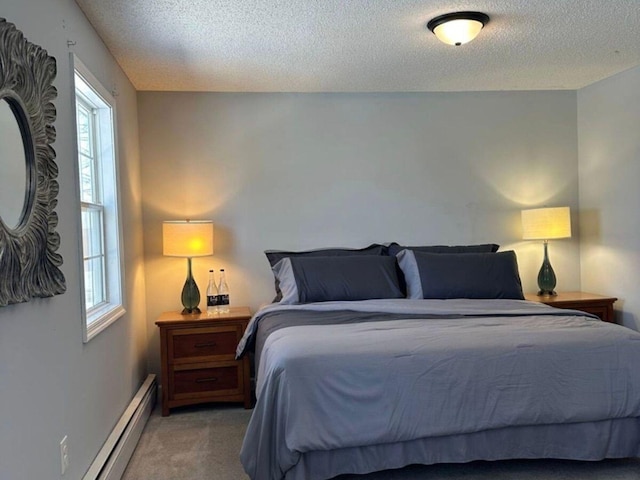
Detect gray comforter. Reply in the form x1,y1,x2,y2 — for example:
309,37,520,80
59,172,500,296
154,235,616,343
237,299,640,480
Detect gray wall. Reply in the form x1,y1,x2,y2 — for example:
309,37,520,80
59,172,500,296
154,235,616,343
578,65,640,330
139,90,581,376
0,1,148,479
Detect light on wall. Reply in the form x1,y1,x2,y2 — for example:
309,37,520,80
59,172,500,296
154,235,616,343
427,11,490,46
521,207,571,297
163,220,214,314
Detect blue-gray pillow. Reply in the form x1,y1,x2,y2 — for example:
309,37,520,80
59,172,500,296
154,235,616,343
387,242,499,257
265,244,387,301
272,255,403,304
397,249,524,300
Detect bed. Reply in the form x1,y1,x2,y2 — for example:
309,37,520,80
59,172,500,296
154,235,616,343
236,245,640,480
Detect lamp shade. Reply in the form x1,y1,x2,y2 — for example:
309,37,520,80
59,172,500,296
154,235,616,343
427,12,490,46
521,207,571,241
163,220,213,257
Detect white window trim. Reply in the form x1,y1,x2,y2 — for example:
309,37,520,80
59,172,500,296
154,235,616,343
71,54,126,342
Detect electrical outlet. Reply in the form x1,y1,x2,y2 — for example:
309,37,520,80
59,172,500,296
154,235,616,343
60,435,69,475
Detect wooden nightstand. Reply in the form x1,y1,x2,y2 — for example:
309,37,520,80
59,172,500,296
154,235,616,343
156,307,252,416
524,292,617,323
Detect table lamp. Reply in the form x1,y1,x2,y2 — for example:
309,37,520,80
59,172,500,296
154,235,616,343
163,220,213,314
521,207,571,296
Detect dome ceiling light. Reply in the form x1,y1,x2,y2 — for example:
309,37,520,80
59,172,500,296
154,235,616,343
427,11,490,46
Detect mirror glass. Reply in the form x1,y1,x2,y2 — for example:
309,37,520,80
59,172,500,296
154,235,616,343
0,98,28,229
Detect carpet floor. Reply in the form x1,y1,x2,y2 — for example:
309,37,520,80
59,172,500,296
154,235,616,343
122,404,640,480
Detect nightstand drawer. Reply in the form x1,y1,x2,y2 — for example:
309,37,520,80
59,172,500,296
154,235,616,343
169,326,240,363
172,362,242,398
577,305,608,320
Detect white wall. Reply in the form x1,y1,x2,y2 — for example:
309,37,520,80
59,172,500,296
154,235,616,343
139,90,581,376
0,1,147,479
578,66,640,330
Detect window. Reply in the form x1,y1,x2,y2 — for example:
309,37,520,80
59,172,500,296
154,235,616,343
73,56,125,342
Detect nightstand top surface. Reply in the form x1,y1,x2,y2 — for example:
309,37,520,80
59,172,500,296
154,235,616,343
524,291,617,304
156,306,252,326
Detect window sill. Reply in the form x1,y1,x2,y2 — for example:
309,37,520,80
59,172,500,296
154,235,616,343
84,303,126,343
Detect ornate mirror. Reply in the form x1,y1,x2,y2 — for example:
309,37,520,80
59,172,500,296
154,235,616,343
0,18,66,306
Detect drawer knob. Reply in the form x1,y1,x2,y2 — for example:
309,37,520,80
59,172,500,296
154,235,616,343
194,342,217,348
195,377,218,383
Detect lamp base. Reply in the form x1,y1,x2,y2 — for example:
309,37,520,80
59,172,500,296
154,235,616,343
181,306,202,315
536,289,557,297
180,258,201,315
536,241,557,297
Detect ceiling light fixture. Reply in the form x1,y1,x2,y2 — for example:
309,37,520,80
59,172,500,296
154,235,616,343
427,11,490,46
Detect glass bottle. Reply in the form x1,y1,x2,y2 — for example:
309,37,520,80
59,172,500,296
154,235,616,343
206,269,218,314
216,269,230,314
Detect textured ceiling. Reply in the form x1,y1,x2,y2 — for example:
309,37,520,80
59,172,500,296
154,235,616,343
74,0,640,92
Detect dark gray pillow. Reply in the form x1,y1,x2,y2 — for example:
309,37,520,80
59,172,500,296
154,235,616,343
397,250,524,300
272,255,403,304
265,244,387,301
387,242,499,257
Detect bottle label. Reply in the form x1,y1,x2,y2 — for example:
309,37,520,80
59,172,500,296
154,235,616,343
216,294,229,306
207,295,218,307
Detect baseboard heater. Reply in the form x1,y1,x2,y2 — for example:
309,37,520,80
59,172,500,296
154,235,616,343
83,374,157,480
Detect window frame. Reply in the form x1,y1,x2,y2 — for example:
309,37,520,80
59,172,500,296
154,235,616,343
71,54,126,343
